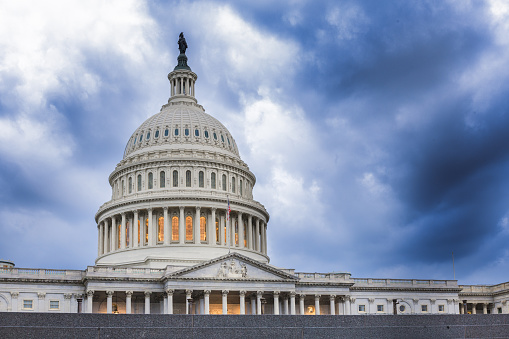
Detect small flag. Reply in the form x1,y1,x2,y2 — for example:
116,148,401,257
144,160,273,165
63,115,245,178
227,196,231,221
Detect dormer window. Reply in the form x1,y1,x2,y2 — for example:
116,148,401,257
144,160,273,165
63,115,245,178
174,128,179,136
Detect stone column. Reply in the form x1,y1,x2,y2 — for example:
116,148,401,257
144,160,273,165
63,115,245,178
102,219,109,253
257,291,263,315
255,219,260,251
210,208,217,244
126,291,132,314
345,296,351,315
98,223,104,255
240,290,246,315
289,292,296,315
472,303,477,314
133,210,139,248
204,290,210,315
179,206,185,244
121,213,126,249
246,215,252,249
128,215,133,248
62,293,71,313
330,295,336,315
186,290,193,314
238,212,244,248
147,208,153,246
106,291,113,314
483,303,487,314
299,294,305,315
261,222,267,254
283,296,289,315
251,295,256,315
220,214,225,246
222,290,229,314
315,295,321,315
167,289,174,315
273,291,280,315
38,292,46,312
111,216,117,250
194,206,201,244
164,207,169,245
144,291,151,314
430,299,436,314
86,290,94,313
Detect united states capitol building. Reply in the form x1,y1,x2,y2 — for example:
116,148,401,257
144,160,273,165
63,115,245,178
1,35,508,317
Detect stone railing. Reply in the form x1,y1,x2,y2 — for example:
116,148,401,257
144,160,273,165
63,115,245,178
460,282,509,295
295,272,351,282
87,266,165,278
352,278,458,287
0,268,84,280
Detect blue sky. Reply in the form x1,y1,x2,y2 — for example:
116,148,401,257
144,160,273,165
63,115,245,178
1,0,509,285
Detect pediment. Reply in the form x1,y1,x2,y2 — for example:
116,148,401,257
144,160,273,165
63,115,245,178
165,253,297,281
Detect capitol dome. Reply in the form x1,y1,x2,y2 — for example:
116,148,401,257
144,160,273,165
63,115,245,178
94,39,269,268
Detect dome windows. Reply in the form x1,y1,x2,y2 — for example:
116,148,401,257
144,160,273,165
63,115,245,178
155,130,160,138
185,128,189,136
146,132,150,140
139,134,143,142
160,171,165,188
232,177,236,193
186,170,191,187
213,132,217,140
221,134,225,143
195,129,199,137
211,172,216,189
199,171,204,188
172,170,178,187
227,137,230,146
222,174,227,191
164,129,169,137
148,172,153,189
174,128,179,136
137,175,142,191
204,130,209,138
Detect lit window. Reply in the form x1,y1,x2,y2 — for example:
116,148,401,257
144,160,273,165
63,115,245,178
146,132,150,140
377,305,384,312
421,305,428,313
172,216,179,241
158,217,164,242
23,300,33,309
204,130,209,138
139,134,143,142
164,129,169,137
358,305,366,313
145,218,148,243
222,174,226,191
126,221,130,247
235,220,238,245
160,171,165,188
185,128,189,136
438,305,444,312
215,218,219,243
137,220,141,245
200,216,206,241
117,223,121,248
199,171,204,188
186,215,193,241
155,130,159,138
137,175,142,191
148,172,153,189
213,132,217,140
195,129,199,137
50,300,59,310
173,170,178,187
174,128,179,136
128,177,132,193
186,170,191,187
232,177,236,193
211,172,216,189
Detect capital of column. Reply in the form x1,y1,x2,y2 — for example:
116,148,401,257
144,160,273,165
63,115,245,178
204,290,211,296
186,289,193,297
368,298,374,304
344,295,351,302
196,206,201,211
86,290,94,297
222,290,229,296
132,209,139,214
179,206,184,211
299,294,306,299
144,291,152,297
412,298,419,304
212,207,217,212
163,206,168,211
38,292,46,299
166,289,174,296
290,291,296,297
240,290,246,297
10,292,19,299
121,212,126,217
447,299,453,304
430,299,436,305
126,291,133,297
257,291,263,296
350,298,356,303
106,290,114,297
330,295,336,300
273,291,280,297
314,294,321,300
64,293,72,300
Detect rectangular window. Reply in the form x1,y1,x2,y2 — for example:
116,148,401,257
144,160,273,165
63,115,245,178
358,305,366,313
421,305,428,313
49,300,60,310
438,305,444,312
498,307,502,314
377,305,384,312
23,300,33,309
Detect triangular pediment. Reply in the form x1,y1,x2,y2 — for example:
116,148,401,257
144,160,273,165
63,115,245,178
165,253,298,281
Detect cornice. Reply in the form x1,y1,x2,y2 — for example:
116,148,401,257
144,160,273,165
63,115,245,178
351,286,462,293
0,278,84,285
296,282,354,287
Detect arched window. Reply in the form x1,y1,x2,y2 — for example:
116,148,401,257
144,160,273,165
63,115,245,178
121,180,124,197
186,170,191,187
174,128,179,136
199,171,204,188
137,175,142,191
204,130,209,138
222,174,226,191
240,179,243,196
213,132,217,140
172,216,179,241
138,219,141,245
160,171,165,188
200,216,207,241
126,221,130,247
164,129,169,137
211,172,216,189
158,217,164,243
185,128,189,136
186,216,193,241
155,130,159,138
173,170,178,187
232,177,236,193
195,129,199,137
148,172,153,189
215,218,219,243
146,132,150,140
128,177,132,194
117,223,121,249
235,220,238,245
145,218,149,244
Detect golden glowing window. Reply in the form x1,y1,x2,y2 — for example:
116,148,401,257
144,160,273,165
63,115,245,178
172,216,179,241
200,216,206,241
215,218,219,243
224,223,227,244
145,218,149,244
126,222,130,247
138,220,141,244
117,224,121,248
186,216,193,241
158,217,164,242
235,220,238,245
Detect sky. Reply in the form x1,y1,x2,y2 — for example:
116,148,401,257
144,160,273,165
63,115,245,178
1,0,509,285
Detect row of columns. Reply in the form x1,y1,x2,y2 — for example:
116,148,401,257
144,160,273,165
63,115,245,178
170,75,195,97
459,302,493,314
97,207,268,256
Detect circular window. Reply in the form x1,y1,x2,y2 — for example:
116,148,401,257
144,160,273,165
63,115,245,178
399,305,405,312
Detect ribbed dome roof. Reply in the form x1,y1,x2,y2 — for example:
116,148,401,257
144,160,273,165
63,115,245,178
123,102,240,159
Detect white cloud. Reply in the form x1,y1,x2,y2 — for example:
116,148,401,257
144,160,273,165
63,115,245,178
326,4,369,41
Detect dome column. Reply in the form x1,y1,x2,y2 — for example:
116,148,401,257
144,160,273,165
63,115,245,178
147,208,154,246
133,210,139,248
194,207,201,244
210,208,216,244
238,212,244,248
255,219,260,252
98,223,103,256
163,207,169,245
179,206,185,244
103,219,109,253
111,216,117,251
247,216,253,250
120,212,126,250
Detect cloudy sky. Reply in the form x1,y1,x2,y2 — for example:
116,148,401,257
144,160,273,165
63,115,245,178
1,0,509,285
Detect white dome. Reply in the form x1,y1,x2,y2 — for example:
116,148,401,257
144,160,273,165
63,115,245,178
123,102,240,160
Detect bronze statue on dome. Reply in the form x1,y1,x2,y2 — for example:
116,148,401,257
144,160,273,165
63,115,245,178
178,32,187,54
